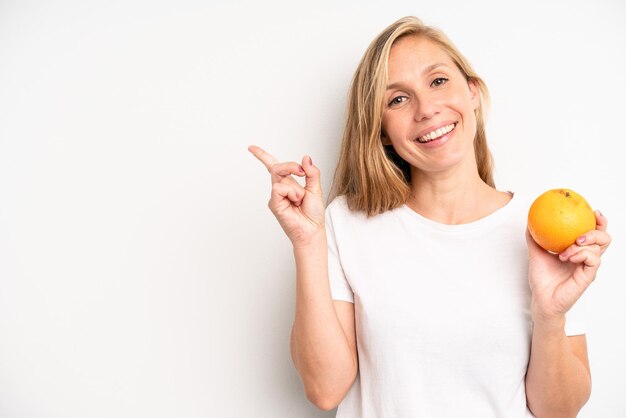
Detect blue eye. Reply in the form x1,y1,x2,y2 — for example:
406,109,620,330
389,96,407,106
431,77,448,87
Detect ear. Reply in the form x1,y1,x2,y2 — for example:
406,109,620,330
468,79,479,110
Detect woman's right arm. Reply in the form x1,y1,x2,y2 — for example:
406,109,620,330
291,236,358,411
249,146,358,410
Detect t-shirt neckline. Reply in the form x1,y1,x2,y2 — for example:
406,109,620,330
398,191,517,234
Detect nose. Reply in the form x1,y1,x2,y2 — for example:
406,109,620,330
414,94,441,122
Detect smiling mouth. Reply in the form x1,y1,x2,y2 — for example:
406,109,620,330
416,123,457,143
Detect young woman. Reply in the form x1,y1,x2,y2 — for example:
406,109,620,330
249,16,611,418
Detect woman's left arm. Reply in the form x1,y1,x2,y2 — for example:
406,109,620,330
525,211,611,418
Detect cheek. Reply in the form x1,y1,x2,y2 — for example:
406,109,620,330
450,90,472,109
462,107,478,141
381,115,402,141
452,94,478,126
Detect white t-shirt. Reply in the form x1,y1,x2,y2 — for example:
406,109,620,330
325,193,585,418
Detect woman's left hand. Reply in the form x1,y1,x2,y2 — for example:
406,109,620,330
526,211,611,325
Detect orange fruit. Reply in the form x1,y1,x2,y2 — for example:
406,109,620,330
528,188,596,253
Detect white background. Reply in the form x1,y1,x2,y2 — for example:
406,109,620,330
1,0,625,417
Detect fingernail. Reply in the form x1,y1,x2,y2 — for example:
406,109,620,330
596,210,603,218
298,166,305,174
307,156,313,166
577,235,586,244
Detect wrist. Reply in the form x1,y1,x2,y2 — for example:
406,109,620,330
531,314,566,335
292,227,327,252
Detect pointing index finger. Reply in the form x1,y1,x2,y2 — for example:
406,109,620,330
248,145,278,172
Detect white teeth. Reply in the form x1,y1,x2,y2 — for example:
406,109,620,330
417,123,456,143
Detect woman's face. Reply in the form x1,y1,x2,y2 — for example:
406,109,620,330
382,36,479,178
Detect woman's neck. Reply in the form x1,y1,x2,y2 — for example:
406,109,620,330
406,170,511,225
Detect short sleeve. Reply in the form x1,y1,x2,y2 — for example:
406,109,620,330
565,289,589,336
325,201,354,303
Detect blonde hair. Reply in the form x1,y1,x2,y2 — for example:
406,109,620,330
329,16,494,216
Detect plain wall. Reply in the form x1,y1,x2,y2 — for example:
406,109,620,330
1,0,625,417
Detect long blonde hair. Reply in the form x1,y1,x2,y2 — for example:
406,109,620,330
329,16,494,216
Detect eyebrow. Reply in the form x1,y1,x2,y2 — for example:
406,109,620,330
386,63,451,90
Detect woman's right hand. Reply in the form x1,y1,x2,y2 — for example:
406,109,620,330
248,145,325,248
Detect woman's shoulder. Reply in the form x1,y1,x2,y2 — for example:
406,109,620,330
326,194,348,210
325,195,364,222
500,190,535,230
507,190,533,213
325,194,389,224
